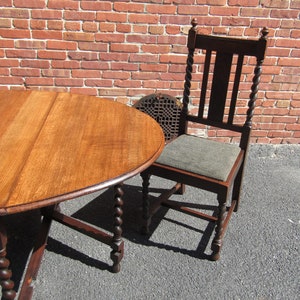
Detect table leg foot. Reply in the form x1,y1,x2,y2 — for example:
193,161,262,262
0,221,16,300
110,184,124,273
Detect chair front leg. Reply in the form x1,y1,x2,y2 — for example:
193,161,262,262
211,195,227,261
141,172,151,235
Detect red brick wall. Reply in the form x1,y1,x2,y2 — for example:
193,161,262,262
0,0,299,144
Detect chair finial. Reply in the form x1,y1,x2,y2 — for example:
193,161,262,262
191,18,198,29
260,27,269,40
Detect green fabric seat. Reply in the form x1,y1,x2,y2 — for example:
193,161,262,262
155,134,241,181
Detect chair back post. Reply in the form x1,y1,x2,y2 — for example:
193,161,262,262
180,18,198,135
241,27,269,149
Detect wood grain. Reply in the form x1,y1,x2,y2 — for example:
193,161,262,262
0,91,164,214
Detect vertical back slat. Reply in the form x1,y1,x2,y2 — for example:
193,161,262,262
228,54,244,124
207,52,233,122
198,50,211,118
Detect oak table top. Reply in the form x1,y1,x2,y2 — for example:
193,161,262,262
0,90,164,300
0,90,164,214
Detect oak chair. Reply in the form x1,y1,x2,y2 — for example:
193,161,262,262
138,19,268,260
134,93,183,143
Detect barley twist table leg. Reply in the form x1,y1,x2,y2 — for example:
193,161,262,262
110,184,124,273
0,221,16,300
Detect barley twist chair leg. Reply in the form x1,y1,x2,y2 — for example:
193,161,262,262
211,198,227,261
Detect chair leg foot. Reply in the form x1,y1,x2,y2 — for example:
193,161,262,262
141,216,151,235
175,183,185,195
211,249,221,261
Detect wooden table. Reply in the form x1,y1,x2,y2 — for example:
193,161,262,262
0,90,164,299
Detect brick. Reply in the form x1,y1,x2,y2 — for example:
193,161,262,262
160,54,187,64
111,43,139,53
141,45,170,54
47,0,79,10
278,57,300,67
0,29,30,39
99,53,129,62
83,22,99,32
47,41,77,50
31,10,62,19
102,71,131,80
143,80,171,89
42,69,71,78
64,32,94,42
96,12,127,23
21,59,50,69
0,19,11,28
55,78,83,87
129,53,159,63
114,2,144,12
38,50,67,60
126,35,156,44
291,0,300,9
260,0,290,8
166,25,181,35
240,8,270,17
69,88,98,96
95,33,125,43
160,15,191,25
15,40,45,49
271,9,299,18
81,1,112,11
6,49,36,58
114,80,141,88
149,25,164,35
140,63,168,72
129,14,159,24
0,9,29,18
72,70,102,78
32,30,62,40
116,24,131,33
0,0,12,6
99,23,115,32
25,77,54,86
64,22,81,31
85,79,113,87
0,40,14,48
210,7,240,16
147,4,176,14
132,25,148,34
14,0,46,8
0,76,23,84
30,20,46,30
78,42,107,52
51,60,80,69
111,62,139,71
178,5,209,15
81,61,110,69
11,68,40,77
228,0,261,6
64,11,96,21
99,88,128,97
47,20,64,30
157,36,186,45
68,51,98,61
132,72,160,80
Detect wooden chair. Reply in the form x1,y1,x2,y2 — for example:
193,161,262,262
134,93,183,143
139,19,268,260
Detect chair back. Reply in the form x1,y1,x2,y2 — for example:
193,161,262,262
182,19,268,148
134,93,183,142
